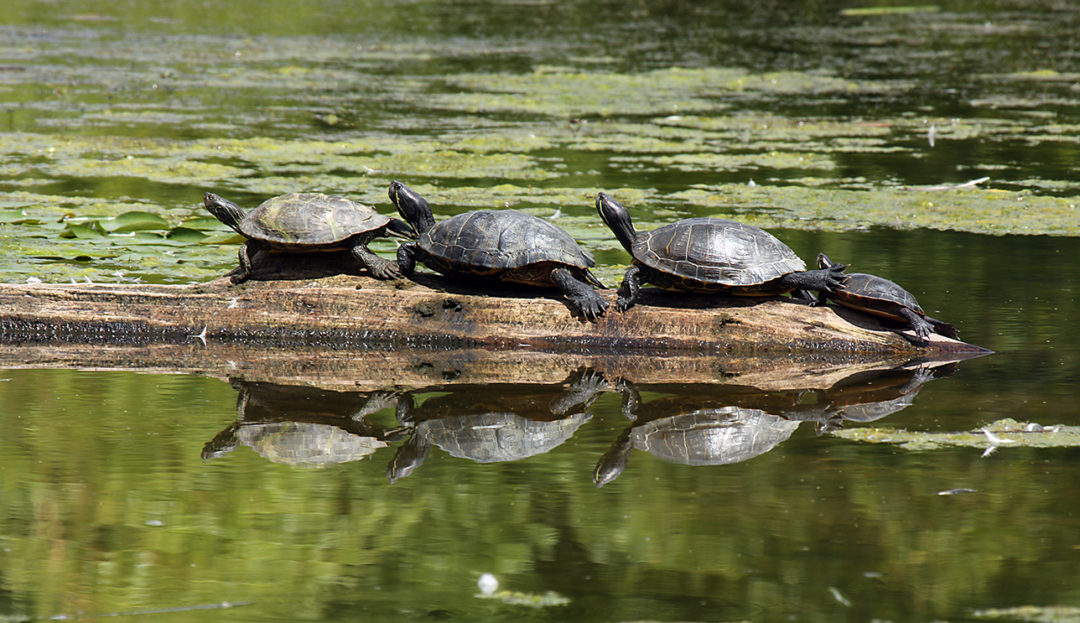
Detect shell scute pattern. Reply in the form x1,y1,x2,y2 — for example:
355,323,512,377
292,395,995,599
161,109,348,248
634,218,805,287
421,210,593,271
836,273,924,320
243,193,389,246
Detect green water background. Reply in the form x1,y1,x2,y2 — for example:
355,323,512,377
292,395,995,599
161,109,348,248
2,1,1080,621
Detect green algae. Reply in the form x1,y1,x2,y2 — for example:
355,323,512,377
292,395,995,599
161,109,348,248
436,66,896,118
831,418,1080,451
973,606,1080,623
672,184,1080,236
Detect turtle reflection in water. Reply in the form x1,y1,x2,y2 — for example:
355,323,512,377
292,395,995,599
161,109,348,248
202,380,408,468
388,369,608,482
594,381,802,487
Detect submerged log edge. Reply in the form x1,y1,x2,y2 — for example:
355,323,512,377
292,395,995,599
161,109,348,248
0,274,988,357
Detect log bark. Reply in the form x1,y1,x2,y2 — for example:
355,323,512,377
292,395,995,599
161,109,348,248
1,270,986,355
1,263,990,389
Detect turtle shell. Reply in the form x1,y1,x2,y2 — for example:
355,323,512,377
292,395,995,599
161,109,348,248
236,421,387,467
240,193,390,246
632,407,800,466
417,411,591,463
418,210,595,274
833,272,924,321
633,217,805,288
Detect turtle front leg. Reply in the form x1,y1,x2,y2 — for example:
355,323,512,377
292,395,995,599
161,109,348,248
779,263,847,296
396,242,419,277
899,307,933,342
350,241,402,280
551,267,608,322
232,239,262,284
616,265,642,312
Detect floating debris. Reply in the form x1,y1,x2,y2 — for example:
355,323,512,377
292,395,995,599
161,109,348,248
938,488,978,496
830,419,1080,452
477,573,498,596
476,590,571,608
972,605,1080,622
829,586,852,607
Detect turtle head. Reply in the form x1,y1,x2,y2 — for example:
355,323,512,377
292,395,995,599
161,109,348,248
203,192,247,235
595,192,637,255
389,181,436,235
816,253,835,270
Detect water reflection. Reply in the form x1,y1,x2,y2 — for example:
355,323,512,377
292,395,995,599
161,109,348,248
201,380,409,467
200,359,958,482
387,368,606,481
592,361,951,486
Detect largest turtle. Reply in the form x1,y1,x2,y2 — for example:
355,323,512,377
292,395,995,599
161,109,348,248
203,191,415,283
390,181,608,320
595,192,846,311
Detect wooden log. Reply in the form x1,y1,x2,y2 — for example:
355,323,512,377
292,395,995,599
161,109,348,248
1,262,988,357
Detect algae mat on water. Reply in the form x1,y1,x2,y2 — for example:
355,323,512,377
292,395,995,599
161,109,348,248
831,418,1080,452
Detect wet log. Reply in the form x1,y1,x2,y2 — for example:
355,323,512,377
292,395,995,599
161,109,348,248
1,277,984,355
1,258,988,360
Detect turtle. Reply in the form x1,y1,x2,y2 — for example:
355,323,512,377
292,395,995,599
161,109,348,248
594,192,846,311
593,406,801,487
203,191,415,284
389,181,608,321
201,380,409,468
814,253,958,342
386,369,607,482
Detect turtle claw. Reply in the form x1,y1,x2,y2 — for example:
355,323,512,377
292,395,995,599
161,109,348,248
822,263,848,293
578,293,609,322
368,260,403,281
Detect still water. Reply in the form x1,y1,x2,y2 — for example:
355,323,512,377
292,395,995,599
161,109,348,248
2,1,1080,622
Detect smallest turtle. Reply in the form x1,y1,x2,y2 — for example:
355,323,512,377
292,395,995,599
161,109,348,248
815,253,958,342
204,191,415,284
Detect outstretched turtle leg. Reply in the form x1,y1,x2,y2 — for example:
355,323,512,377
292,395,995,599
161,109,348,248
396,242,419,277
616,265,642,312
551,267,608,321
899,307,933,342
232,239,263,284
779,264,847,296
350,238,402,280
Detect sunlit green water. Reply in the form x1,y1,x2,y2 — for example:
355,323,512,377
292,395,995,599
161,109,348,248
2,1,1080,622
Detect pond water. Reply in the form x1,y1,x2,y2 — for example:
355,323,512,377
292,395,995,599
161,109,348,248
2,1,1079,622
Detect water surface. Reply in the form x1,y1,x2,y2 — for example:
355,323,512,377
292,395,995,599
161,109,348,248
1,1,1079,622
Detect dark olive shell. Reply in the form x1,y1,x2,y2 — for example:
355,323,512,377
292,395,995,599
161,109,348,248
633,217,805,287
832,272,924,321
418,210,595,272
240,193,390,246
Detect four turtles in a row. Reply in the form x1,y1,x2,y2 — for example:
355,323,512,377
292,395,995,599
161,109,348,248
204,183,956,342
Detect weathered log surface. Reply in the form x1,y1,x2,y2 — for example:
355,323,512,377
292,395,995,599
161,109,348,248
0,269,987,357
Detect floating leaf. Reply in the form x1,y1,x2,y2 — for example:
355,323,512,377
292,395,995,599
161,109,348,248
59,223,106,238
107,211,171,233
166,227,208,242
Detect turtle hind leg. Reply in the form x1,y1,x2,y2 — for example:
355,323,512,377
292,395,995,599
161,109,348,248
350,240,402,280
898,307,933,343
925,315,959,340
551,267,608,322
231,239,262,284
